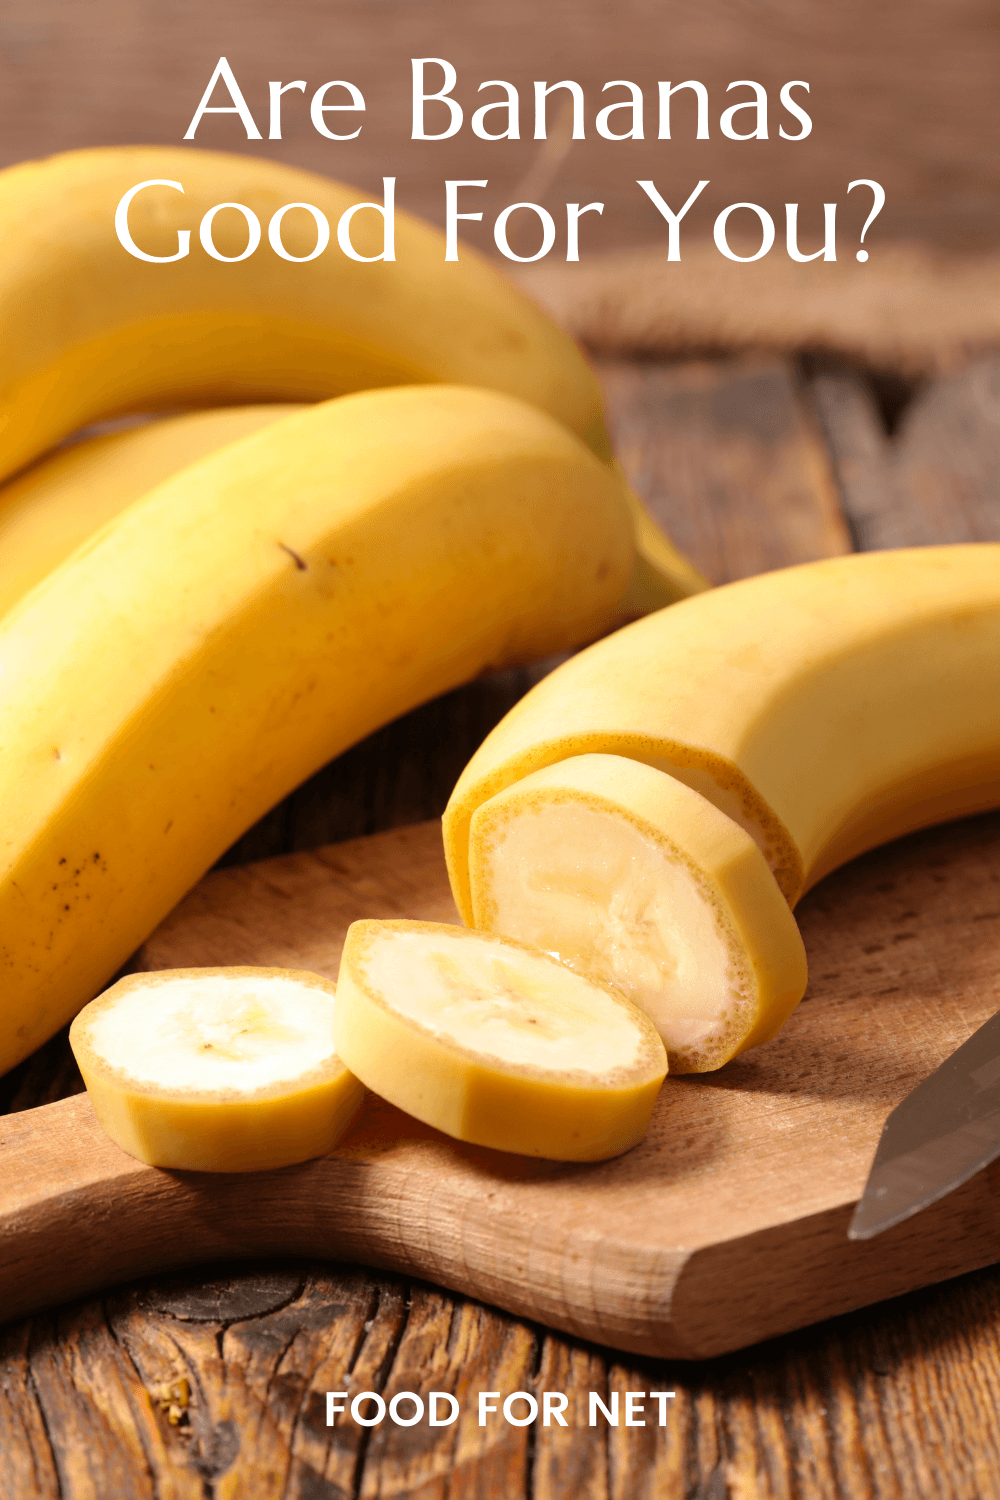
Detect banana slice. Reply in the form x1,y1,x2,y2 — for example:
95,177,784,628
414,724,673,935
69,967,364,1172
333,920,667,1161
468,754,808,1073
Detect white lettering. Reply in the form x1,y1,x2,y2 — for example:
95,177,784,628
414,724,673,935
596,80,643,140
412,58,463,140
325,1391,349,1427
714,202,775,261
429,1392,460,1426
351,1391,386,1427
503,1391,539,1427
543,1391,569,1427
472,80,519,140
720,80,768,140
269,202,331,261
388,1392,423,1426
494,202,555,262
311,80,365,141
589,1390,619,1426
625,1391,645,1427
534,80,585,140
779,81,812,140
658,81,710,140
199,202,261,262
268,80,305,140
336,178,395,262
115,180,189,263
785,202,836,261
649,1391,676,1425
636,178,709,260
566,201,604,261
184,56,261,140
444,180,487,260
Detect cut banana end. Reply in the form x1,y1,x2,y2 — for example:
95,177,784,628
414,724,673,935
69,967,364,1172
620,486,711,614
468,755,807,1074
333,920,667,1161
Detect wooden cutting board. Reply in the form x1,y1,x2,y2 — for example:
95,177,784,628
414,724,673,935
2,813,999,1360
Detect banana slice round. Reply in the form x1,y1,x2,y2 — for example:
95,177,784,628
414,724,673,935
69,967,364,1172
333,920,667,1161
468,754,808,1073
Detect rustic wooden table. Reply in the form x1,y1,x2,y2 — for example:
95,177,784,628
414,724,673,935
1,350,999,1497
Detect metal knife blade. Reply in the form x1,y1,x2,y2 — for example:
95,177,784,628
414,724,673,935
849,1008,1000,1240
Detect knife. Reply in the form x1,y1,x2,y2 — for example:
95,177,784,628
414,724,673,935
849,1008,1000,1240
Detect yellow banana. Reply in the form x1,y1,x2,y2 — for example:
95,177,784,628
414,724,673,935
0,406,300,618
0,385,633,1076
468,754,807,1073
333,919,667,1161
70,967,364,1171
0,147,608,478
0,405,708,623
445,546,1000,1066
619,486,710,612
0,146,703,607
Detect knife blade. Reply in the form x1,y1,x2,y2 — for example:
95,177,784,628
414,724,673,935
848,1008,1000,1240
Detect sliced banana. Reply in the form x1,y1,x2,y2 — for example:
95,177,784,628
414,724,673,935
333,920,667,1161
69,967,364,1171
468,754,808,1073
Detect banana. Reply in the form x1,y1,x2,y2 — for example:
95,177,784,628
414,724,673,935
445,546,1000,1066
620,487,711,613
69,967,363,1171
0,406,707,624
0,147,608,479
0,146,703,607
0,384,633,1077
333,919,667,1160
0,405,301,619
468,755,806,1073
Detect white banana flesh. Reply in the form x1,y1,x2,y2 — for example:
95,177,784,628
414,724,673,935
69,967,364,1171
444,546,1000,1070
445,546,1000,917
468,755,806,1072
333,920,667,1160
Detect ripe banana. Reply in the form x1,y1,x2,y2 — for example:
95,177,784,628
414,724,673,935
0,147,608,480
0,405,300,619
445,546,1000,1066
0,146,704,608
0,384,633,1077
70,967,363,1170
333,920,667,1160
468,755,806,1072
0,404,706,623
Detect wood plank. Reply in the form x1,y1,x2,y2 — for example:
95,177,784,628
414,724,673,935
807,366,897,550
893,355,1000,544
2,810,1000,1363
600,357,852,585
809,355,1000,551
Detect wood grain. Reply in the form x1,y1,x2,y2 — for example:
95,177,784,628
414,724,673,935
8,1257,1000,1498
3,808,999,1363
601,356,851,584
809,355,1000,552
2,351,999,1494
